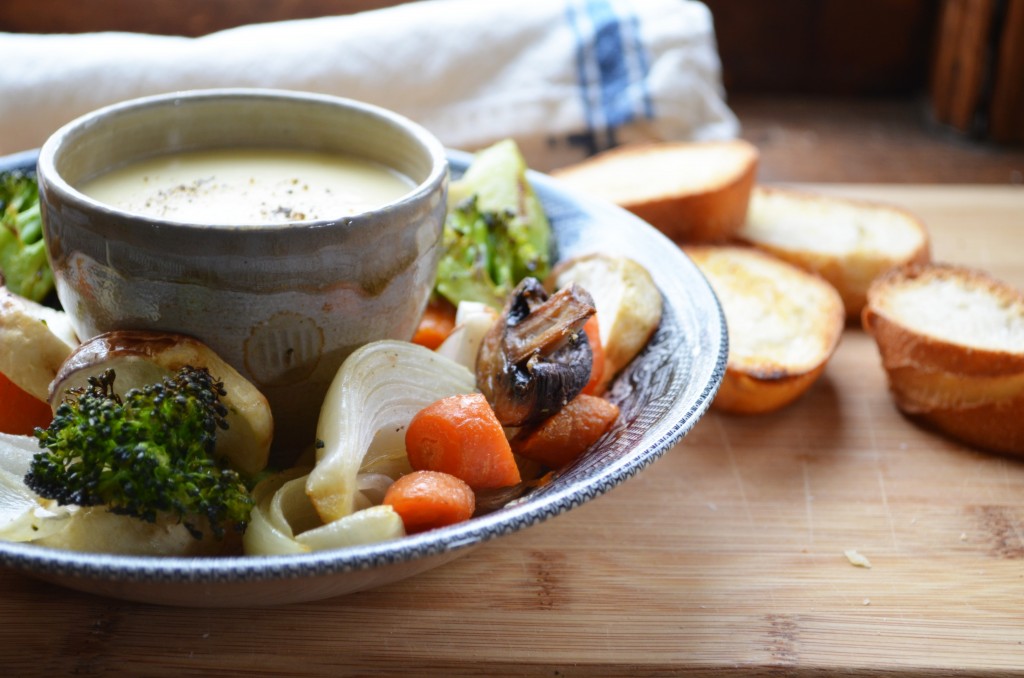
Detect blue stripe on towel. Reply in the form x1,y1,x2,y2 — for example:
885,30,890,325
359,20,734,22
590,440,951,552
589,0,632,135
624,6,654,120
566,1,599,155
566,0,653,155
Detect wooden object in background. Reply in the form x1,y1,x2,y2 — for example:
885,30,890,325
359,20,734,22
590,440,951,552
989,0,1024,142
930,0,996,134
931,0,1024,143
704,0,937,96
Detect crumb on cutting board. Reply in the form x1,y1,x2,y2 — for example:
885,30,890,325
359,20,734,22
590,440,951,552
844,549,872,568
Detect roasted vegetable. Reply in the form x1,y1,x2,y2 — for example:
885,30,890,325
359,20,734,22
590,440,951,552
405,392,521,490
306,340,477,523
546,253,663,394
512,394,620,469
382,470,475,534
0,170,53,302
245,466,406,556
0,284,77,403
0,431,76,543
476,277,596,427
435,301,500,370
50,330,272,476
25,366,254,540
435,197,517,309
434,139,552,309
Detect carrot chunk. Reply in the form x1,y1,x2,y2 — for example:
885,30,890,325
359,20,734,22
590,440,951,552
512,394,619,469
0,371,52,435
580,314,605,395
411,298,457,350
405,393,521,489
383,470,476,533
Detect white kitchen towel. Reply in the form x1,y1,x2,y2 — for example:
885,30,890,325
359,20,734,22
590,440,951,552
0,0,737,171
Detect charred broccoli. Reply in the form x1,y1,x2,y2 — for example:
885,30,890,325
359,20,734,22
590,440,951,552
435,196,519,309
435,139,551,309
0,170,53,302
25,366,254,540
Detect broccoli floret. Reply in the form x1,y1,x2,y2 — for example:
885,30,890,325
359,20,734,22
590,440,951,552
25,366,254,540
0,170,53,302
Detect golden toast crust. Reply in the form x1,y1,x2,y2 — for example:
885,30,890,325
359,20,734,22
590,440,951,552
551,140,759,243
863,263,1024,455
738,186,931,319
685,245,844,414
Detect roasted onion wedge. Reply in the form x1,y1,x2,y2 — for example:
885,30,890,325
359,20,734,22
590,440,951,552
306,340,477,523
245,467,405,555
435,301,499,371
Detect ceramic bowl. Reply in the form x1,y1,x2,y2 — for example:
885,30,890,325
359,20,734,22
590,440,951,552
35,89,449,450
0,149,727,607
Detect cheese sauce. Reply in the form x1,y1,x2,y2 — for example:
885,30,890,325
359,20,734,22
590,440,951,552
80,148,415,224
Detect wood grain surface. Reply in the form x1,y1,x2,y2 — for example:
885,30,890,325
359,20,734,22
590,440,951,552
2,184,1023,676
733,96,1024,184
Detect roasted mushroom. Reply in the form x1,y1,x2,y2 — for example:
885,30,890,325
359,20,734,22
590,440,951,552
476,277,596,427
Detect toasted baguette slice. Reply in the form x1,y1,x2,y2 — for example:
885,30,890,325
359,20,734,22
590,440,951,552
862,263,1024,455
737,186,930,319
685,246,844,414
551,140,758,243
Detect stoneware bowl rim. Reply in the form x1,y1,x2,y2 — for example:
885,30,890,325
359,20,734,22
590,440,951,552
33,88,452,447
35,87,450,234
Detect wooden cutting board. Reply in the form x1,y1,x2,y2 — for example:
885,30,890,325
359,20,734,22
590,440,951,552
2,184,1023,676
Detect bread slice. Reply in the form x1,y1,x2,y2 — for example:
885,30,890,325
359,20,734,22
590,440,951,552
550,140,759,243
685,245,844,414
546,252,663,394
862,263,1024,455
737,186,931,319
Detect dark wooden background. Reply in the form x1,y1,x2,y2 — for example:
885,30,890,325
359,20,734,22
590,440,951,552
2,0,1022,183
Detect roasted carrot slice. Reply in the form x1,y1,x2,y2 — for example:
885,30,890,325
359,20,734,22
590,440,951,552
580,314,605,395
383,470,476,533
405,393,521,489
411,298,457,350
0,371,52,435
512,394,619,469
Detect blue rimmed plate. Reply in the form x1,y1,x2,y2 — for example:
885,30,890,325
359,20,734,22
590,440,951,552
0,148,726,606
